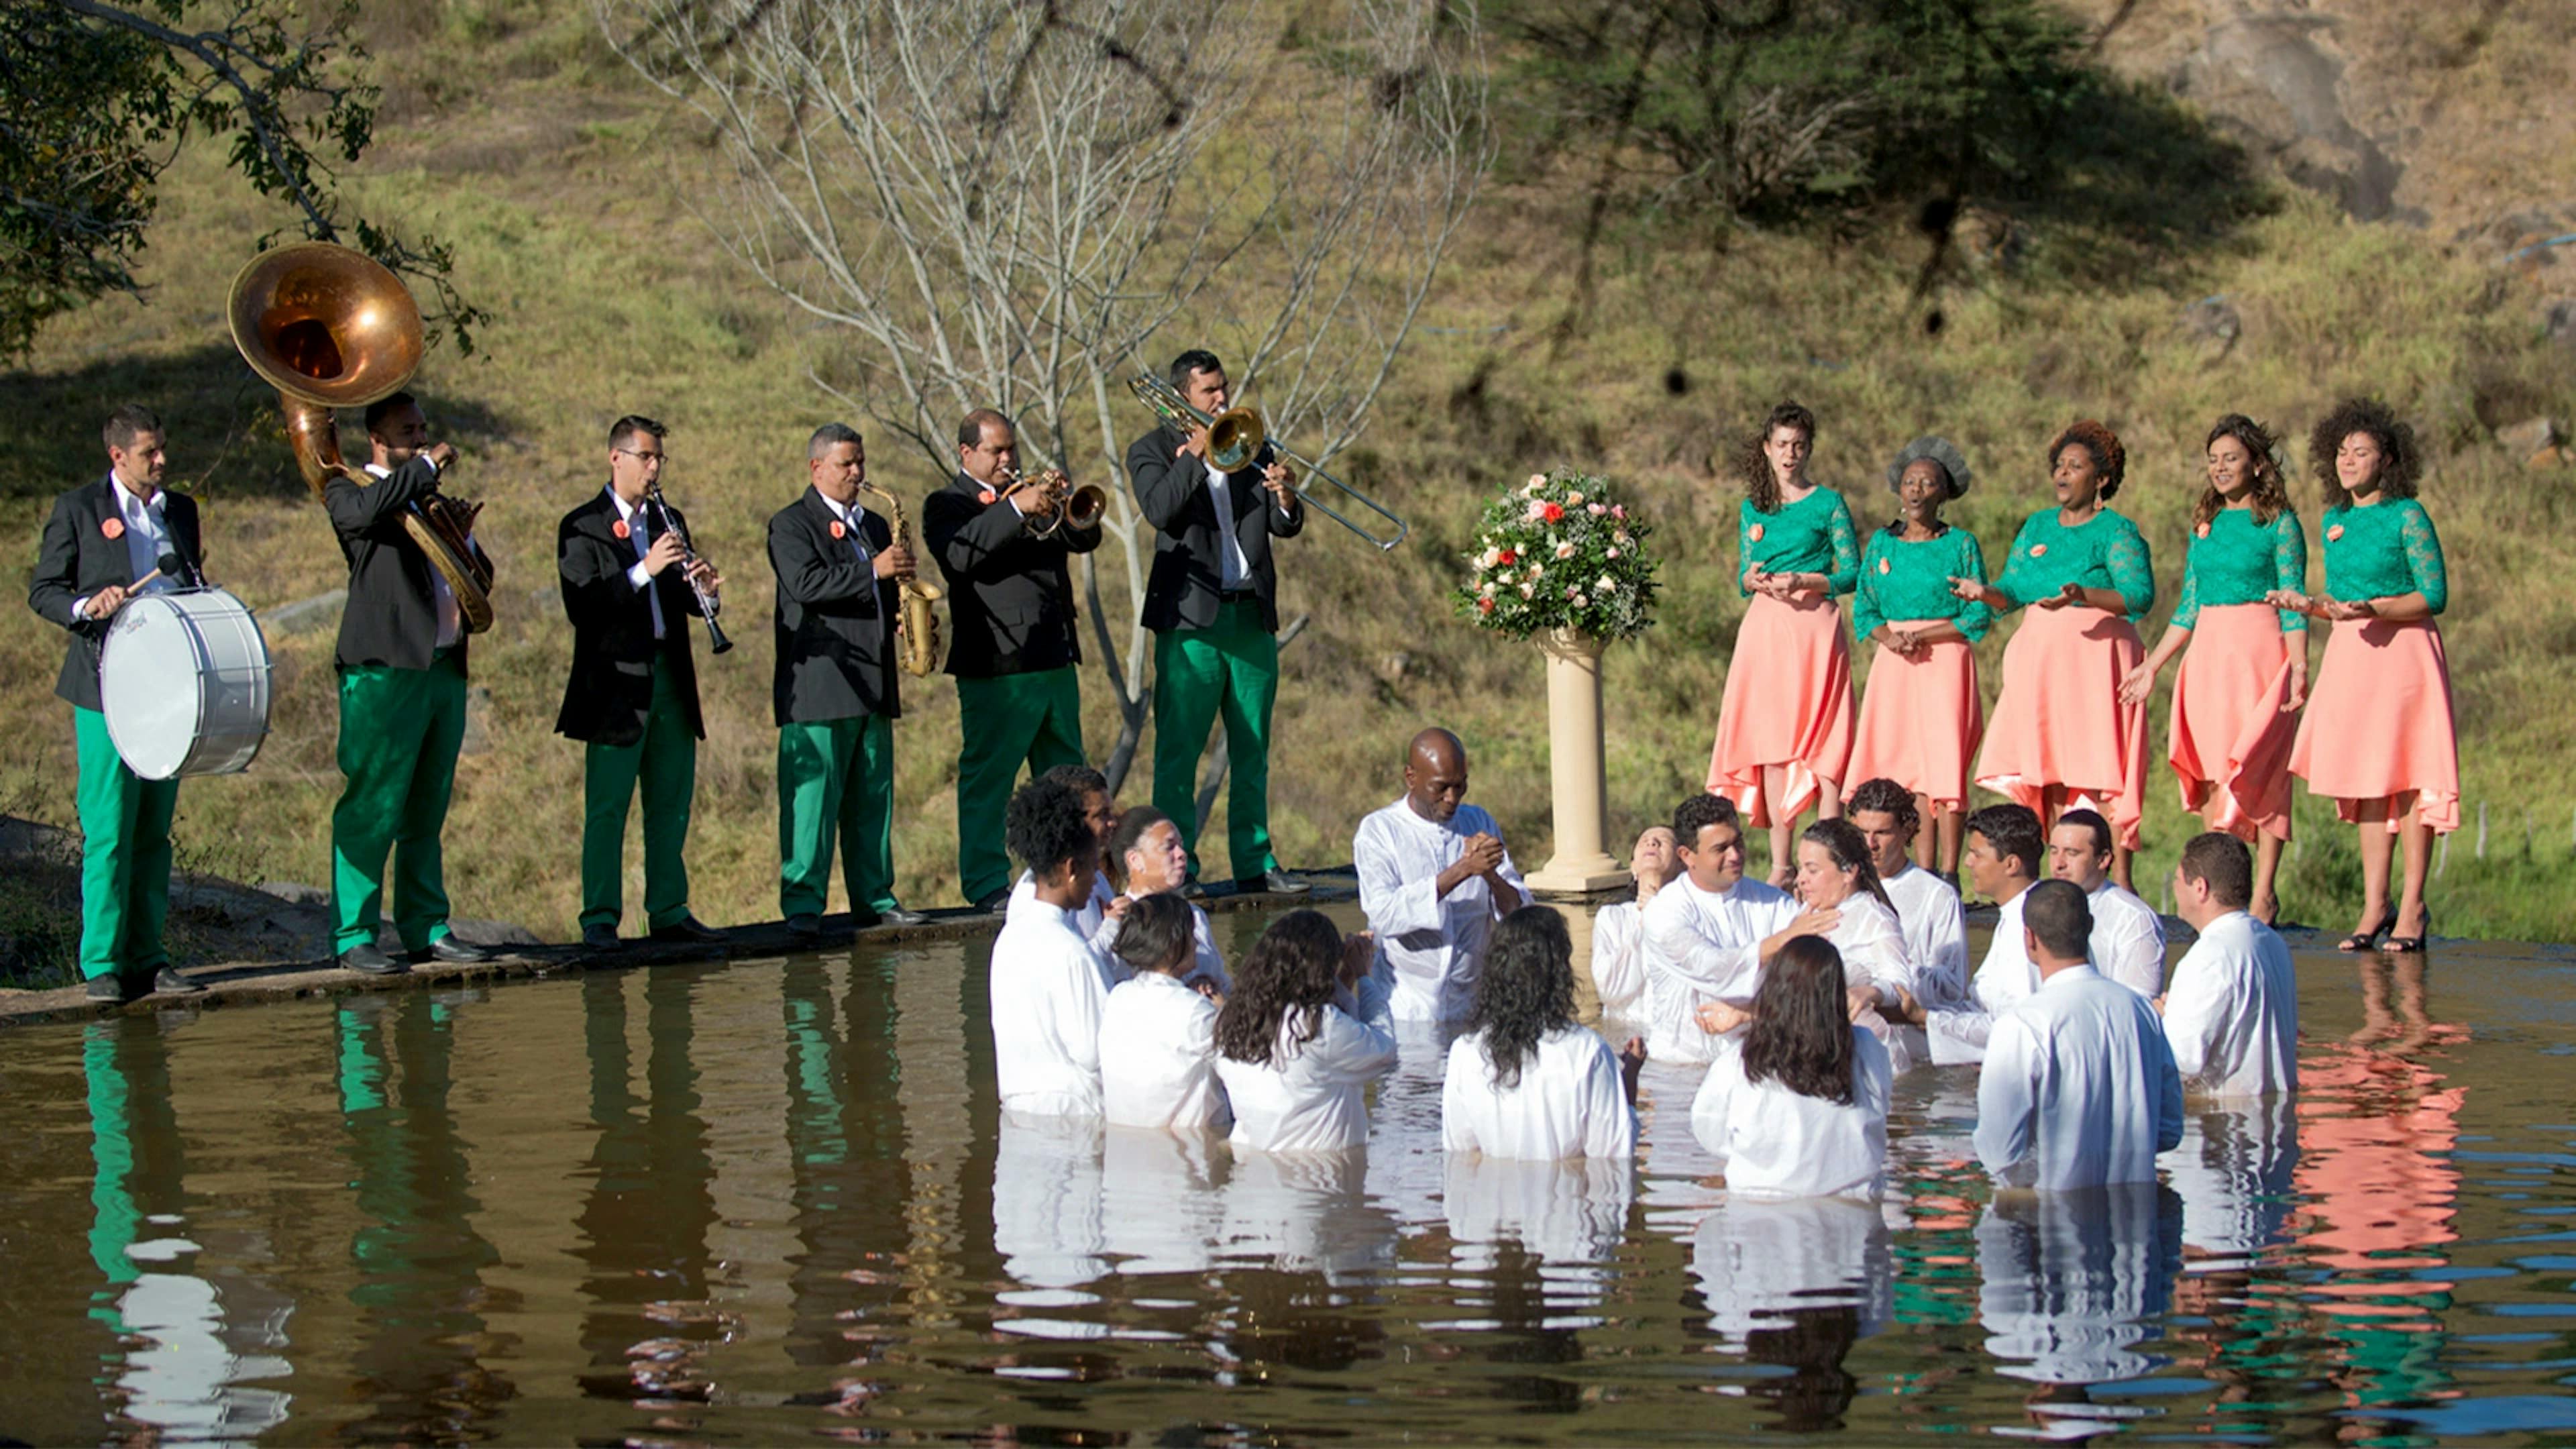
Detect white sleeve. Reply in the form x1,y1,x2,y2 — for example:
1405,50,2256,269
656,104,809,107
626,559,653,590
1845,906,1916,1004
2107,906,2165,997
1578,1036,1640,1161
1590,906,1644,1010
1355,817,1450,939
1642,895,1761,1001
1186,908,1231,994
1928,894,1971,1003
2159,946,2225,1083
1318,1007,1400,1085
1925,1006,1992,1065
1687,1054,1741,1164
1487,816,1527,910
1972,1014,2040,1186
1053,948,1110,1079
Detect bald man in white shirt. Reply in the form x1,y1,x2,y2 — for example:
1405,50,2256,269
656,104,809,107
2158,832,2299,1098
1352,727,1525,1024
2050,808,2167,997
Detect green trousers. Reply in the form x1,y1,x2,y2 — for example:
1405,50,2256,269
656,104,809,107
954,666,1085,903
582,658,697,931
777,713,898,919
331,652,466,953
1151,598,1280,881
73,706,178,982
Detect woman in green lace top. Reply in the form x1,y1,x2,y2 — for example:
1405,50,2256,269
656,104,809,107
2117,415,2309,922
1705,400,1859,886
1950,420,2155,890
1846,435,1990,877
2273,398,2458,954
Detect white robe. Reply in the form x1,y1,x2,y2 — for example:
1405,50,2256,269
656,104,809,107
1353,798,1525,1024
1925,887,2038,1066
1823,893,1919,1075
1882,864,1970,1007
1974,965,2186,1191
1215,1002,1400,1153
1011,869,1119,973
2087,879,2167,997
2161,910,2298,1099
1637,875,1799,1065
1089,895,1232,996
1688,1026,1891,1200
988,899,1115,1117
1097,972,1231,1132
1588,899,1648,1014
1440,1024,1638,1161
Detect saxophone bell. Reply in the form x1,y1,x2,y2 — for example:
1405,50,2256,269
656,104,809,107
854,480,945,677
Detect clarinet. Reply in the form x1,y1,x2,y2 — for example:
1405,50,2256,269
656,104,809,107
646,480,732,655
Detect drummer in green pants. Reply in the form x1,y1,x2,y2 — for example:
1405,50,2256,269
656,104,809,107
25,405,206,1002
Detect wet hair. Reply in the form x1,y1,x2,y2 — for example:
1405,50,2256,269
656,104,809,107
1742,936,1856,1105
2194,413,2292,530
1464,907,1576,1090
2021,878,2093,960
608,414,666,451
808,421,862,460
1965,803,2043,879
2054,808,2115,861
1214,909,1346,1067
1672,793,1742,855
956,408,1012,449
1169,347,1224,392
1113,892,1198,977
2178,831,2255,910
1843,778,1919,841
1104,805,1173,892
1801,818,1894,914
1004,777,1097,883
103,404,162,452
1739,400,1818,514
363,391,419,435
1038,762,1109,798
2049,419,2128,500
2308,396,2420,509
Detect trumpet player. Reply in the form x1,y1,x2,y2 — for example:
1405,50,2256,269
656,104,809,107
926,409,1104,913
770,423,928,936
556,415,725,951
326,392,496,977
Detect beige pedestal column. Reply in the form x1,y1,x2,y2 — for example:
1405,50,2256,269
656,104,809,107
1523,628,1632,897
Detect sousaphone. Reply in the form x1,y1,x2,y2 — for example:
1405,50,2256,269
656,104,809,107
227,242,494,633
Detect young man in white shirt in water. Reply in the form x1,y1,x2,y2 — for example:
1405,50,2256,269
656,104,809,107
1846,778,1970,1011
989,776,1118,1118
1638,794,1829,1065
2158,831,2299,1098
1889,802,2045,1065
2049,808,2167,998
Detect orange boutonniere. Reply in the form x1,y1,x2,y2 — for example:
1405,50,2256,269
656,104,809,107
829,520,847,540
1747,523,1766,543
612,519,631,541
978,488,997,506
1877,557,1891,575
2028,542,2048,559
2326,524,2345,543
101,517,125,541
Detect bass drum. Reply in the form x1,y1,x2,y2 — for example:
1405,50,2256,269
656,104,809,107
99,588,274,780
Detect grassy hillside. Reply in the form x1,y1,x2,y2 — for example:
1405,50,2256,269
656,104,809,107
5,0,2574,982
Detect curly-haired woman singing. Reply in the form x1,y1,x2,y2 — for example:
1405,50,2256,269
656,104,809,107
2118,415,2308,922
2271,399,2457,953
1951,421,2155,890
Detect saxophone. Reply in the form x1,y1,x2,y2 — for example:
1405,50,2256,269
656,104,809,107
855,481,945,676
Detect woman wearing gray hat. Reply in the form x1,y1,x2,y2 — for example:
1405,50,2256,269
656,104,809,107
1846,437,1992,877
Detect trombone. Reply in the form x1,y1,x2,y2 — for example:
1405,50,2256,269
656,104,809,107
1124,372,1409,551
994,464,1107,539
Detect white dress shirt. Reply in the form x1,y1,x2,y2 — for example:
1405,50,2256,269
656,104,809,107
1636,875,1799,1065
1098,972,1230,1132
1589,899,1647,1013
1688,1026,1892,1200
816,491,884,655
1440,1023,1637,1161
1012,869,1116,961
1214,1003,1399,1153
1926,886,2039,1066
1206,460,1253,590
1883,864,1970,1006
1353,798,1525,1024
606,486,665,639
364,458,463,647
73,478,182,620
1974,965,2186,1191
2162,911,2299,1098
2088,879,2167,997
988,899,1116,1117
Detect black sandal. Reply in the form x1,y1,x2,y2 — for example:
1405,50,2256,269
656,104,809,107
2339,908,2395,953
2385,906,2433,954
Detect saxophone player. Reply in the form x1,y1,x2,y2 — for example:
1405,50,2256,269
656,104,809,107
769,423,928,936
556,415,725,951
924,409,1104,913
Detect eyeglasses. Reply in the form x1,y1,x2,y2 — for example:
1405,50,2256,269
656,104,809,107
614,447,667,464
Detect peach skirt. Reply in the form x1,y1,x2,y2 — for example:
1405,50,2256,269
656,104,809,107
2169,604,2300,842
1847,631,1982,811
2289,617,2461,834
1707,592,1855,828
1975,604,2149,851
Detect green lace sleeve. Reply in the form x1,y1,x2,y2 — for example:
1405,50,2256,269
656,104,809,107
1737,500,1757,598
2273,511,2308,633
1851,536,1886,642
1955,529,1992,641
1825,492,1860,596
2401,500,2447,615
2106,515,2154,622
1992,515,2040,612
2169,552,2202,632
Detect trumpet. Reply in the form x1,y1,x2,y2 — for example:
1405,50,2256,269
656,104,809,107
994,464,1107,539
645,478,731,655
1124,372,1409,551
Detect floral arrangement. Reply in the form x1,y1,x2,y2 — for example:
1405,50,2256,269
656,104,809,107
1452,468,1660,642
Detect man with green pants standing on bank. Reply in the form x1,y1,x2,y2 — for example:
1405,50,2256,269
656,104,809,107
27,404,208,1002
1126,349,1309,897
555,414,728,951
924,408,1104,912
770,423,930,938
325,392,499,976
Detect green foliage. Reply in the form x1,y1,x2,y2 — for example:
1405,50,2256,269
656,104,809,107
1454,469,1660,641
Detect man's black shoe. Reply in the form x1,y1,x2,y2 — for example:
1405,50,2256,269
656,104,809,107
150,967,204,996
649,916,726,945
580,923,623,951
875,906,928,927
422,936,496,965
339,943,409,976
85,973,132,1004
786,912,824,941
975,888,1013,915
1238,869,1311,896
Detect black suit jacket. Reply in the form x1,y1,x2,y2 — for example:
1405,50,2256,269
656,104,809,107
555,489,706,746
324,458,493,673
922,470,1102,678
26,474,206,711
1125,424,1303,633
769,487,902,727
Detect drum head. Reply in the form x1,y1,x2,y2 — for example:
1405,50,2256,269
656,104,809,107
100,595,210,780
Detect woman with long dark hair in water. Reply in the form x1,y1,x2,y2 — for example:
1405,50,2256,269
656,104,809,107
1212,909,1394,1152
1442,906,1646,1161
1688,936,1892,1199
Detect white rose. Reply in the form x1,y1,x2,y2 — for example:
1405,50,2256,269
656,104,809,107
1554,541,1576,559
1596,574,1615,592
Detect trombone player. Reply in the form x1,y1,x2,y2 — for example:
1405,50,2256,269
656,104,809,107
926,409,1104,912
556,415,727,950
1126,349,1307,897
